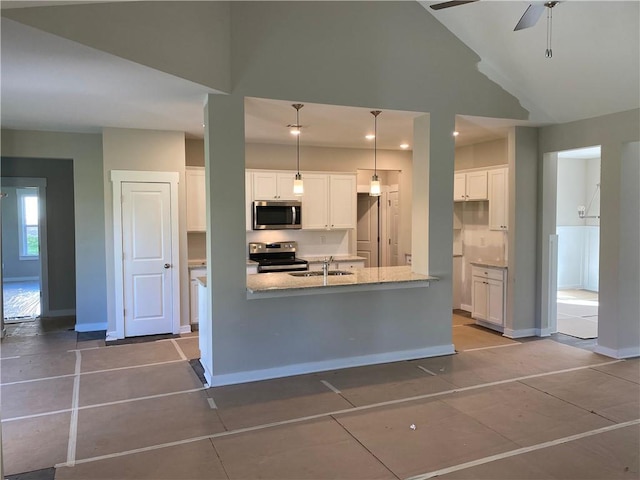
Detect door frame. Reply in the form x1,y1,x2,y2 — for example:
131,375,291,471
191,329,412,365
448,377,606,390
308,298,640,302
111,170,180,339
1,176,49,317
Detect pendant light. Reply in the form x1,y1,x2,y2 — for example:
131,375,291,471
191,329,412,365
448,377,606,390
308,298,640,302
292,104,304,196
370,110,382,197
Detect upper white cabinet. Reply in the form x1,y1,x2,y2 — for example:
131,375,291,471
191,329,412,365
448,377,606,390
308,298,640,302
489,167,508,231
454,171,488,201
186,167,206,232
253,171,298,201
302,173,356,230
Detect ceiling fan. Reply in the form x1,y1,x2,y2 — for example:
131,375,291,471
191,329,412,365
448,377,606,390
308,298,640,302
430,1,560,57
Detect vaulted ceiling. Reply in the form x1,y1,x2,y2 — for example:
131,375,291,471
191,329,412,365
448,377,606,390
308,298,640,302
1,1,638,149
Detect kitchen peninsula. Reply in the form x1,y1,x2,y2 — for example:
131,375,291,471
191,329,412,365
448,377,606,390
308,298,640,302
247,265,435,298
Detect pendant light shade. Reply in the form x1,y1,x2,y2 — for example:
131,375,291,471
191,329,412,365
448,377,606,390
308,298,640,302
292,104,304,196
370,110,382,197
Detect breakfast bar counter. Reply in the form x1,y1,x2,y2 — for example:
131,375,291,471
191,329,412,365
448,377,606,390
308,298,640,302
246,265,436,298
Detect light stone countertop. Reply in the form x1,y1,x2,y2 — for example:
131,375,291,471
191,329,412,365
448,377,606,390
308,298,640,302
246,266,436,296
300,255,366,264
470,259,508,269
188,259,207,270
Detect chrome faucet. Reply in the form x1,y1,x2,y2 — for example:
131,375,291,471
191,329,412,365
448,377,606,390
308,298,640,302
322,256,334,276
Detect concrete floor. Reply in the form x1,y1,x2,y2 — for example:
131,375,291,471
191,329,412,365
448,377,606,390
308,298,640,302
1,317,638,479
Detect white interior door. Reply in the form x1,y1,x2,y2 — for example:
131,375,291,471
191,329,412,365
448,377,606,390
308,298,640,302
357,194,378,267
389,190,400,266
122,182,174,337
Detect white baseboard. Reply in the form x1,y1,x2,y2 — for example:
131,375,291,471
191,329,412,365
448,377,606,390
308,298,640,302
206,344,456,387
460,304,472,313
179,324,192,334
44,309,76,318
536,327,552,337
75,322,107,332
3,276,39,283
594,345,640,359
503,327,538,339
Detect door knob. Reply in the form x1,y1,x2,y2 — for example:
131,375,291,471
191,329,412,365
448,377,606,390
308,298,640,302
164,263,171,269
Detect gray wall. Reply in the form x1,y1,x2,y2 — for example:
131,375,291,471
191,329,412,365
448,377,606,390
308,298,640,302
1,156,76,313
455,138,508,171
202,1,528,384
102,128,188,335
538,109,640,357
1,130,106,329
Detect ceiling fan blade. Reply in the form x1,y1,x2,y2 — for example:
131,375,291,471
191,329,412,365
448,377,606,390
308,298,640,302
430,0,479,11
514,3,546,31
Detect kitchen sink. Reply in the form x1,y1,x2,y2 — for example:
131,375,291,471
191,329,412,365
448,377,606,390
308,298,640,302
289,270,353,277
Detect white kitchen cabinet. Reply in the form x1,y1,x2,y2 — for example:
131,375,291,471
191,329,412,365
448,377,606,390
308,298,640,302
335,260,365,270
308,259,365,271
454,170,488,202
186,167,206,232
489,167,508,231
246,172,253,231
471,265,506,329
252,171,297,201
189,267,206,325
246,264,258,275
302,173,355,229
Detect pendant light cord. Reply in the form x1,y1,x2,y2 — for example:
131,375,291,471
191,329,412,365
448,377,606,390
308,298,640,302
546,3,553,58
296,107,300,174
374,114,377,177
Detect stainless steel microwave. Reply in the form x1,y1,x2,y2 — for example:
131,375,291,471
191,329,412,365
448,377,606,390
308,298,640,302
252,201,302,230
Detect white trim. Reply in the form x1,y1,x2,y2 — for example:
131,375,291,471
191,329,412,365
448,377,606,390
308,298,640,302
110,170,181,340
206,344,456,387
106,330,119,342
594,345,640,359
2,276,39,282
75,322,107,332
503,327,538,339
537,327,552,337
460,303,473,313
179,324,192,334
475,319,504,333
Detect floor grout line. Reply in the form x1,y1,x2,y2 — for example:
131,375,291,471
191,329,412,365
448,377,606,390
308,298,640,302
462,342,522,352
2,387,207,423
331,415,402,480
416,365,437,376
207,397,218,410
404,419,640,480
320,379,341,394
170,339,188,361
1,355,22,360
1,359,185,386
52,358,625,467
65,350,82,467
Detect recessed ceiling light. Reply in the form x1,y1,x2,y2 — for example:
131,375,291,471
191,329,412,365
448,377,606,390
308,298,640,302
365,134,375,140
453,131,460,137
400,143,409,149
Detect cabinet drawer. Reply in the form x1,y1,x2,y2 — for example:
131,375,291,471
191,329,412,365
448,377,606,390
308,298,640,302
471,266,505,281
337,261,364,270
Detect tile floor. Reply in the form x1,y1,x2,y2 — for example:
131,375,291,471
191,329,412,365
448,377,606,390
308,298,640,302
1,316,638,480
557,289,599,339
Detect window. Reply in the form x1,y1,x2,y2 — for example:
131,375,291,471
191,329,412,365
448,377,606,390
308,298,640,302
17,188,39,259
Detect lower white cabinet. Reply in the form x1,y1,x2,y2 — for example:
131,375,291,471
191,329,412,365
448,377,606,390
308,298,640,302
189,267,206,325
471,265,507,329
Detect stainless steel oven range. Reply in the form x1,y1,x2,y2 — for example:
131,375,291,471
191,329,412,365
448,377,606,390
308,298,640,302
249,242,309,273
